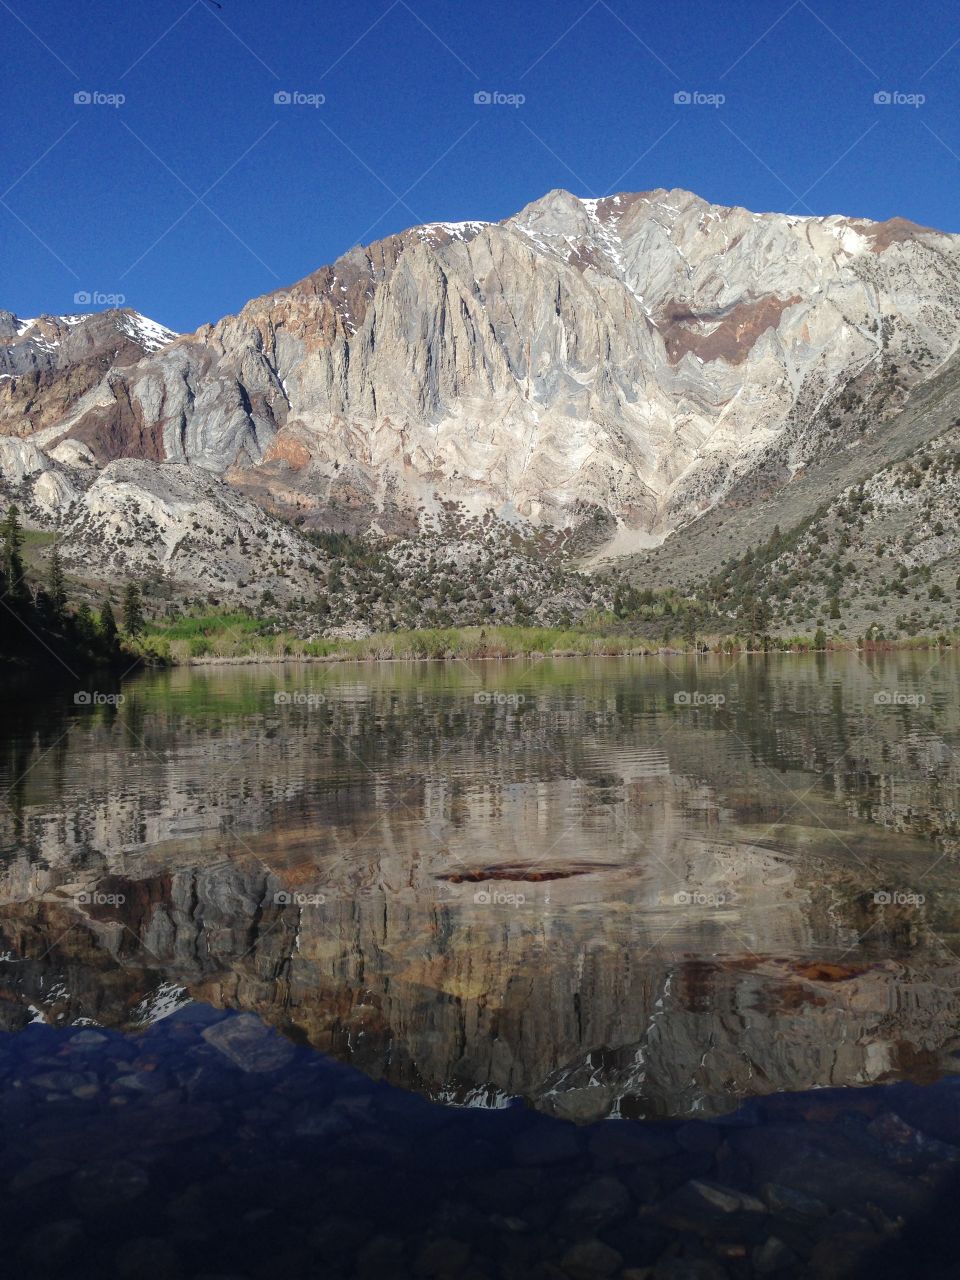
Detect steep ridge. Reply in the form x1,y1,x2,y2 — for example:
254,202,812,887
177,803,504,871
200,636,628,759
2,188,960,604
619,345,960,589
0,309,178,446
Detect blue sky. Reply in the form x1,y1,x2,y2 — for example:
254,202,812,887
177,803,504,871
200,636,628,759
3,0,959,332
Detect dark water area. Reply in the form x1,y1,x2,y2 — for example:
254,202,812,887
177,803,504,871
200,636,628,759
5,1009,960,1280
2,652,960,1277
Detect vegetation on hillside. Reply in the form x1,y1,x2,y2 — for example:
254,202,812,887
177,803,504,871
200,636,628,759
6,459,960,677
687,430,960,644
0,503,145,674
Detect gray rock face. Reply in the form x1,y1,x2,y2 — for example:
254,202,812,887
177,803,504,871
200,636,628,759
56,456,326,598
4,188,959,560
0,441,326,601
0,310,177,442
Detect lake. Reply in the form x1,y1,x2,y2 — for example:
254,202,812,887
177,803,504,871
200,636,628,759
1,652,959,1278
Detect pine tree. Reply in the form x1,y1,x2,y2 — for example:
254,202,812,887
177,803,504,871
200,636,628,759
0,503,27,605
47,543,67,619
99,599,118,649
122,581,145,636
75,602,96,646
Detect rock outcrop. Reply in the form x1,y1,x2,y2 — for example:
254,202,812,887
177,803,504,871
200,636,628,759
0,309,177,445
3,188,959,570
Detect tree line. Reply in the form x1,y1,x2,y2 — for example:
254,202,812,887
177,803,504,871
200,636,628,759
1,503,145,668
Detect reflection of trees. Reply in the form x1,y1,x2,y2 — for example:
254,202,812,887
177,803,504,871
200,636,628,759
1,654,960,1120
3,653,960,873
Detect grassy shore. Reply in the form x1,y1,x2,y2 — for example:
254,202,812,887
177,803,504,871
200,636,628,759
130,613,958,667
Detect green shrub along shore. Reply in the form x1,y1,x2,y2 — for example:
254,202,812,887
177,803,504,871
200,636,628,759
126,612,960,667
2,502,956,675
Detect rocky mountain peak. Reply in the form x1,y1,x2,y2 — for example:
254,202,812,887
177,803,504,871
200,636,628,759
0,308,179,441
2,187,959,598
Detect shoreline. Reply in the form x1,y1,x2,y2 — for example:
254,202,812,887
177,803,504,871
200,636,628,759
6,634,952,683
122,615,960,671
173,639,955,668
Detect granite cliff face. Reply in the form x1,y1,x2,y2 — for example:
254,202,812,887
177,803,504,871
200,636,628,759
3,188,960,585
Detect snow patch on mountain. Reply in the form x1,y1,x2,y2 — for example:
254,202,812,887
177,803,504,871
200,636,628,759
416,220,489,243
115,311,178,352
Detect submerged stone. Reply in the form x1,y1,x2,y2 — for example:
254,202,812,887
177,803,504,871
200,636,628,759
761,1181,828,1219
675,1123,720,1155
201,1013,296,1073
685,1179,766,1214
114,1236,185,1280
69,1159,150,1213
588,1124,677,1167
413,1234,472,1276
560,1237,624,1278
17,1218,84,1271
65,1029,110,1049
753,1235,800,1274
10,1156,78,1192
564,1175,633,1228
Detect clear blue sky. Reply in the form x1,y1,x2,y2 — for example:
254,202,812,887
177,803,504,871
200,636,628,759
3,0,959,333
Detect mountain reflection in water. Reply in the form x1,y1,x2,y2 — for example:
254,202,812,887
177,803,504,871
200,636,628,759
2,653,959,1125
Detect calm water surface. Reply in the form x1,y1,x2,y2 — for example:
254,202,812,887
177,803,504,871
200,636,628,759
2,653,960,1277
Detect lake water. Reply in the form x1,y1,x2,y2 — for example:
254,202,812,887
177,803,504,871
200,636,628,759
2,652,960,1278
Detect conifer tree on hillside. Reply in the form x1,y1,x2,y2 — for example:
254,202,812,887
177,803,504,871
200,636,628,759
75,602,96,646
1,504,27,605
47,544,67,619
122,581,145,636
99,599,119,649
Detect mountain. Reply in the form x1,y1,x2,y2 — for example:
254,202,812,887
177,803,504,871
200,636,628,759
2,188,960,624
0,309,177,443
